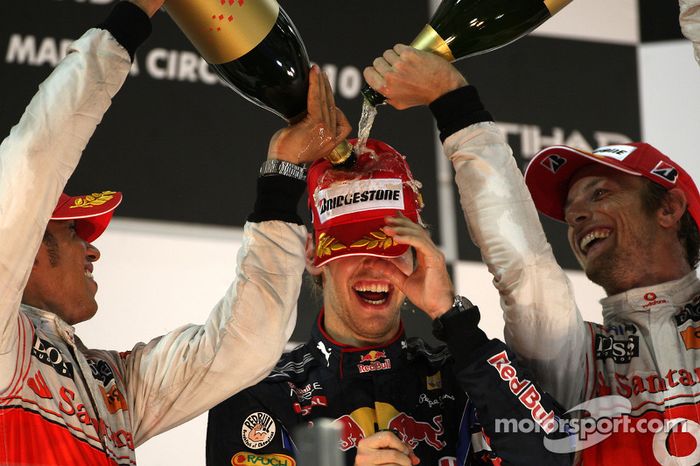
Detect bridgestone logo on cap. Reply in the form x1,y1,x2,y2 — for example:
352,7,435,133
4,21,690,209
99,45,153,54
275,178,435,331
315,178,404,224
592,145,637,161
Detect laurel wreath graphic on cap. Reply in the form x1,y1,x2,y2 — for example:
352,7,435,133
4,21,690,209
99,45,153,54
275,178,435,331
70,191,116,209
316,232,347,258
350,229,396,250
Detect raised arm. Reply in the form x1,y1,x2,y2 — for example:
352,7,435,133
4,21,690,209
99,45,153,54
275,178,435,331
124,66,353,444
0,2,153,391
680,0,700,65
364,45,588,408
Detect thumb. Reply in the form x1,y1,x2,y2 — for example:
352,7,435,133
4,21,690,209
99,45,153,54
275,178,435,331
371,260,409,292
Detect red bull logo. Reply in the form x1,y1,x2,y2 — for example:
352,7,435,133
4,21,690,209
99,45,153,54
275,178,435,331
388,413,446,450
359,350,386,363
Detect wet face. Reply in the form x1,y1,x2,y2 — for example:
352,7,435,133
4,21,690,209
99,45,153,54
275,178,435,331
564,165,664,294
23,220,101,324
319,252,413,347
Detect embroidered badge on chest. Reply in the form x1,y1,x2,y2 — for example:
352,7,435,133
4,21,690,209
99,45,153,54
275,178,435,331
241,412,276,449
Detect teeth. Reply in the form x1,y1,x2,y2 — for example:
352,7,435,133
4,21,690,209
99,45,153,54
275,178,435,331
354,283,389,293
364,298,387,305
580,230,610,253
85,270,93,279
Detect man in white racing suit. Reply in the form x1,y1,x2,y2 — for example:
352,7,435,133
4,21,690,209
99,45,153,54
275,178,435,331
364,44,700,464
0,1,350,463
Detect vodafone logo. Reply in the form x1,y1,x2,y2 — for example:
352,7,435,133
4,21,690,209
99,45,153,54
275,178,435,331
642,292,668,309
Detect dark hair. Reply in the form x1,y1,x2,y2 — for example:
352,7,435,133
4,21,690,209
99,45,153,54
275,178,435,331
42,230,60,267
642,180,700,269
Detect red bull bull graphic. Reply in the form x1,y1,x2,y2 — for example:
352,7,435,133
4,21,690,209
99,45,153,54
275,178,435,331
334,413,367,451
334,404,446,452
388,413,446,450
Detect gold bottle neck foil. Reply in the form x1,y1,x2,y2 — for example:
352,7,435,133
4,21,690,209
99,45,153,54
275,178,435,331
164,0,279,64
327,140,353,165
544,0,572,15
410,24,455,62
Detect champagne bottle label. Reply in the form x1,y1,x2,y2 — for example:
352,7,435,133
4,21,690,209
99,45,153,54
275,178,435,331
410,24,455,61
544,0,572,16
164,0,279,64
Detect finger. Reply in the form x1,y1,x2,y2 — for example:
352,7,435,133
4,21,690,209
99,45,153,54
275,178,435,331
318,69,331,126
321,71,336,131
383,48,401,65
334,107,353,140
371,260,409,291
372,56,393,76
359,431,411,454
408,448,420,465
363,66,386,93
393,43,411,55
373,448,414,466
306,65,321,117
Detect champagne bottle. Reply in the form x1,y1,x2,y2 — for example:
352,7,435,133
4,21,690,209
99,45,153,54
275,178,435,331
362,0,572,106
164,0,354,166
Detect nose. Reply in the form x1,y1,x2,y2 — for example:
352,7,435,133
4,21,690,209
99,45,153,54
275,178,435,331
86,243,101,262
564,198,591,227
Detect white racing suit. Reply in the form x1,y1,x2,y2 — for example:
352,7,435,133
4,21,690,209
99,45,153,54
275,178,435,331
431,85,700,465
0,5,302,465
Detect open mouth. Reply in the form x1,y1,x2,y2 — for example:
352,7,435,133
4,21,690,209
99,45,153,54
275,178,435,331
579,229,611,255
353,283,390,305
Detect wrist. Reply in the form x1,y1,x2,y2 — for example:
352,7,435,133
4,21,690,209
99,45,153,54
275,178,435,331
432,295,475,341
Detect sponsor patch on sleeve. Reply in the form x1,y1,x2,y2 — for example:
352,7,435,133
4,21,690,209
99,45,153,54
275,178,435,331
241,412,277,449
231,452,295,466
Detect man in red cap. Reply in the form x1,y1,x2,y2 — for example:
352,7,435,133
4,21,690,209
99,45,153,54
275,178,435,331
0,1,349,464
206,139,571,466
365,44,700,464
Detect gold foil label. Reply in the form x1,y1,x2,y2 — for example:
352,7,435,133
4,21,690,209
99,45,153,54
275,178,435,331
327,139,353,165
164,0,279,64
410,24,455,62
544,0,572,15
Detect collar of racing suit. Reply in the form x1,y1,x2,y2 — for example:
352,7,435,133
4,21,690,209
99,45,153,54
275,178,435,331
601,270,700,320
21,304,78,346
310,309,408,379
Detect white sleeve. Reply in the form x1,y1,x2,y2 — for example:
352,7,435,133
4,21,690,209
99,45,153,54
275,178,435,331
0,29,131,391
443,122,589,408
680,0,700,66
126,220,303,446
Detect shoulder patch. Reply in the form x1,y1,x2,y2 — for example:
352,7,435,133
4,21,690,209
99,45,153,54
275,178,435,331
242,412,276,449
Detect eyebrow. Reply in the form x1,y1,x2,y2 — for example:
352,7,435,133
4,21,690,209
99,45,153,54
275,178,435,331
564,178,603,210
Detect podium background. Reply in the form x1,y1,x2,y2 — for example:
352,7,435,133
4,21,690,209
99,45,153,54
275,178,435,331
1,0,698,464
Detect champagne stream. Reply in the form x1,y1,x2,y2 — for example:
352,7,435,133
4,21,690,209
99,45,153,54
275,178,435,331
356,99,378,155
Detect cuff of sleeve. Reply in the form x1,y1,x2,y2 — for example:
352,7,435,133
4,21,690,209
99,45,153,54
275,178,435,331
98,2,152,60
247,175,306,224
441,306,490,370
429,85,494,142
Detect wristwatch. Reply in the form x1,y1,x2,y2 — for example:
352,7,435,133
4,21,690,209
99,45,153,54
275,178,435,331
259,159,307,181
432,295,474,341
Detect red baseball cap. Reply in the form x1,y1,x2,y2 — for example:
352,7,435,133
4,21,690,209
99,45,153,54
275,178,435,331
307,138,424,267
51,191,123,243
524,143,700,229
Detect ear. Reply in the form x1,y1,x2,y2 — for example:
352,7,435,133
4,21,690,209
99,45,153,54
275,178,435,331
657,188,687,229
305,233,323,276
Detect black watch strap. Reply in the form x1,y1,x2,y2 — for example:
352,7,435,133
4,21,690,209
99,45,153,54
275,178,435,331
259,159,307,181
